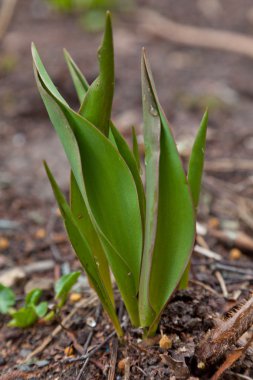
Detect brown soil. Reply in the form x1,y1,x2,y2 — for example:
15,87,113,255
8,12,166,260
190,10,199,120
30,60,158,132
1,0,253,379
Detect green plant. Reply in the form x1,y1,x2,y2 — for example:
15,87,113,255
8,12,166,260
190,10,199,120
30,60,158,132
8,289,48,328
32,12,207,338
1,272,80,328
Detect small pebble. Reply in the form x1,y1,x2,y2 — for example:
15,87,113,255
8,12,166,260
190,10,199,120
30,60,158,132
159,334,172,350
0,237,9,250
69,293,82,303
36,360,49,368
64,346,74,357
207,217,219,229
35,228,46,239
86,317,96,328
229,248,242,260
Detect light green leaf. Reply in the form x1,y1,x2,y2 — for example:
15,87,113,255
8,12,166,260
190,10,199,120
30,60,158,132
0,284,15,314
31,43,68,106
79,11,114,136
64,49,88,103
188,110,208,209
132,126,141,173
35,302,48,318
44,163,123,335
139,51,161,327
55,271,81,304
70,173,114,305
25,289,42,306
179,111,208,289
110,122,146,231
141,52,195,335
63,46,145,231
33,44,142,325
8,307,38,328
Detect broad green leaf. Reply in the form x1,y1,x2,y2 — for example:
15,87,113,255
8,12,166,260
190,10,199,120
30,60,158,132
55,271,81,303
79,11,114,136
8,307,38,328
32,44,113,306
0,284,15,314
44,163,123,336
33,43,142,326
31,43,68,107
179,111,208,289
110,122,146,231
35,302,48,318
26,289,42,306
70,173,114,305
139,51,161,327
188,110,208,209
142,53,195,335
32,43,85,199
63,47,145,231
132,126,141,173
64,49,89,103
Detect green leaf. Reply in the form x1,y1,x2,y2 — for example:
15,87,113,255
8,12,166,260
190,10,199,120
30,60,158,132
31,43,68,107
8,306,38,328
25,289,42,306
63,47,145,232
139,51,161,326
35,302,48,318
140,52,195,335
110,122,146,231
33,44,142,326
79,11,114,136
64,49,89,104
55,271,81,304
0,284,15,314
188,110,208,209
179,111,208,289
70,173,114,306
132,126,141,173
44,163,123,335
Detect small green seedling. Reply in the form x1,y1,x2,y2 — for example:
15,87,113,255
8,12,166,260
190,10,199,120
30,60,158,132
55,271,81,308
2,272,80,328
0,284,15,314
32,12,207,337
8,289,48,328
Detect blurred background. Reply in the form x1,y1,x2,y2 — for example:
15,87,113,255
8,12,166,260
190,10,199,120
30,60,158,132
1,0,253,271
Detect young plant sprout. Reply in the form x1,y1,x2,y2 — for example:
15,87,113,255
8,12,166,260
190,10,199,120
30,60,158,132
32,11,207,338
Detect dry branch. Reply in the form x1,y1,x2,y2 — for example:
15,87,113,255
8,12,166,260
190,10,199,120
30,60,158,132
138,8,253,60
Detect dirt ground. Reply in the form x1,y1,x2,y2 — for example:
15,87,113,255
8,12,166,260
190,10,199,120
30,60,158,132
1,0,253,379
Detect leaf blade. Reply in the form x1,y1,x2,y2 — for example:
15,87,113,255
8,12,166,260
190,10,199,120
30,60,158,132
188,110,208,209
179,110,208,289
64,49,89,104
140,52,196,333
44,162,123,336
138,51,161,326
70,172,114,305
79,11,114,136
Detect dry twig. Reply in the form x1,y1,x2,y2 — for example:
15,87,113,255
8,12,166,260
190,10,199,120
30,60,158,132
138,8,253,60
107,338,118,380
